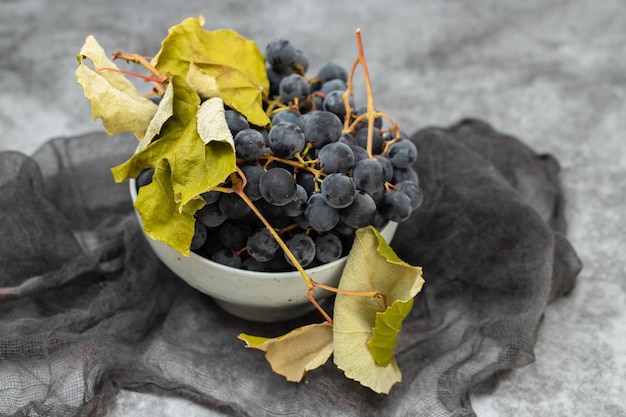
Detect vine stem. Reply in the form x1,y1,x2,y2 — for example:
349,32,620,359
342,29,378,159
111,51,168,94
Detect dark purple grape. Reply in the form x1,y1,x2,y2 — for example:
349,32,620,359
211,248,242,268
339,190,377,229
381,190,412,222
315,233,343,263
320,173,356,209
304,193,339,232
284,233,316,267
247,228,279,262
259,168,297,206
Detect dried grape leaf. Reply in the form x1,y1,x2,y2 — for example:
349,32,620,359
238,322,334,382
333,226,424,394
197,97,234,148
140,81,174,150
151,17,270,127
76,35,157,139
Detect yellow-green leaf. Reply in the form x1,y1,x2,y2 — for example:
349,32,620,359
368,298,415,366
238,322,334,382
76,35,157,139
151,17,270,126
333,226,424,394
134,159,205,255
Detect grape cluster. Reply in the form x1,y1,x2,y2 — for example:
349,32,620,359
137,38,423,272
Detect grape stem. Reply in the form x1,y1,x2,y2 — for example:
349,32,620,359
342,29,402,154
111,51,168,94
343,29,376,158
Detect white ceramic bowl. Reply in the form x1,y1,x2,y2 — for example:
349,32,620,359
129,179,397,322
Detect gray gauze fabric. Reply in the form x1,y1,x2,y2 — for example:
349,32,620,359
0,119,582,416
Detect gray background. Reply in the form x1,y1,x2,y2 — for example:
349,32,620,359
1,0,624,416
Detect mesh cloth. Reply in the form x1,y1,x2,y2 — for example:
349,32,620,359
0,119,582,417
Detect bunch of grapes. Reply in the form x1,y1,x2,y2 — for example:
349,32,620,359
137,38,423,272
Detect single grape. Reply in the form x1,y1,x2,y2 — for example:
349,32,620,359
256,197,287,223
247,228,280,262
315,233,343,263
386,139,418,168
320,79,347,94
271,109,305,131
333,222,356,239
355,127,385,154
296,170,316,197
194,229,223,258
304,193,339,232
190,221,207,250
318,142,355,174
294,214,310,230
266,38,297,71
323,90,352,120
264,250,291,272
267,122,306,159
239,163,265,201
396,180,424,211
279,74,310,105
259,167,297,206
254,123,269,141
381,190,412,222
267,66,289,97
282,184,308,217
200,190,220,205
196,203,227,228
352,159,384,194
135,167,154,190
317,62,348,83
338,132,356,146
234,128,266,162
369,187,384,207
266,213,294,229
224,110,249,136
292,48,309,73
219,221,253,251
320,173,356,209
284,233,316,267
392,167,419,184
302,111,343,149
346,142,370,163
242,257,267,272
339,190,377,228
218,193,251,219
211,248,242,268
372,211,387,230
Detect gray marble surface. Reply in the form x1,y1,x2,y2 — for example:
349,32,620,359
1,1,624,416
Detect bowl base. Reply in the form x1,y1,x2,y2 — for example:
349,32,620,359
213,298,319,322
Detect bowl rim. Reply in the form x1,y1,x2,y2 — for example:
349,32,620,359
129,177,397,281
